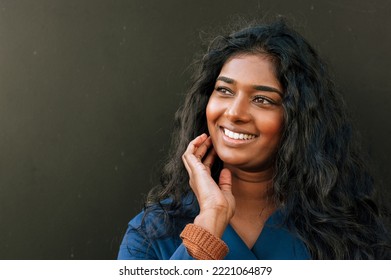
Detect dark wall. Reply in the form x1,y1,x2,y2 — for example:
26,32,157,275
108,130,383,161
0,0,390,259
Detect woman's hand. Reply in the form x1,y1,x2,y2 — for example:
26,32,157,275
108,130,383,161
182,133,235,237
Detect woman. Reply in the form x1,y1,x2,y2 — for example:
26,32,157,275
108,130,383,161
118,18,391,259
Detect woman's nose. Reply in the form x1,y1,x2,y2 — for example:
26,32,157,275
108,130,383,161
224,94,251,123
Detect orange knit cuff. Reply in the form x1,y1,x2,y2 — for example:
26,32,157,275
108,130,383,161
180,223,229,260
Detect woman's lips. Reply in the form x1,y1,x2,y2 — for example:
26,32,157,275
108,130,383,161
222,127,257,140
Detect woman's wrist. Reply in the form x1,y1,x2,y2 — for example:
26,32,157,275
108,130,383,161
193,210,231,238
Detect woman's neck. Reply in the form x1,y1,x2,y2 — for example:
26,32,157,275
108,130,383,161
225,164,277,248
224,164,276,214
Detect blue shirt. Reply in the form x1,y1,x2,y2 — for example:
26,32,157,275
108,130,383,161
118,197,310,260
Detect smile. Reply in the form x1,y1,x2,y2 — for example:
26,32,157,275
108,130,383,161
223,128,256,140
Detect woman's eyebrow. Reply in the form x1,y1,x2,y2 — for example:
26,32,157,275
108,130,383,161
216,76,283,96
216,76,236,84
253,85,283,96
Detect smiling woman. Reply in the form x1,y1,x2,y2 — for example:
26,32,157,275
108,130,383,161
207,54,284,173
117,18,391,260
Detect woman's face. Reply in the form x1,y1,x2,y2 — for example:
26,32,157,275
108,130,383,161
206,54,284,172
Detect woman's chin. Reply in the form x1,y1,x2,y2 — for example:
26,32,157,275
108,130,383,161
216,154,248,169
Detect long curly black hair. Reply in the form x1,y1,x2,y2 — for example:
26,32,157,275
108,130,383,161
144,18,391,259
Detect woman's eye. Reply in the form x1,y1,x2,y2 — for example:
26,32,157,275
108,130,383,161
215,87,233,95
253,96,274,105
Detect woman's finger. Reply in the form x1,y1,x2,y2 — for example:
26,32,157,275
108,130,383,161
219,168,232,193
182,153,192,175
203,147,216,172
184,149,209,174
194,137,213,160
184,133,208,155
182,133,208,174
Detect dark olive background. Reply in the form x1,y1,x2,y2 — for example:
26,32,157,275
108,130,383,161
0,0,390,259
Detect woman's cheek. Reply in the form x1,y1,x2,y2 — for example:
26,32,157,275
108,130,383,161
206,95,224,122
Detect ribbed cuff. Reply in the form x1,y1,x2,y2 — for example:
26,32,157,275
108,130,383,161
180,223,229,260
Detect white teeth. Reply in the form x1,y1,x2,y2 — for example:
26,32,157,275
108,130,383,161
223,128,255,140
